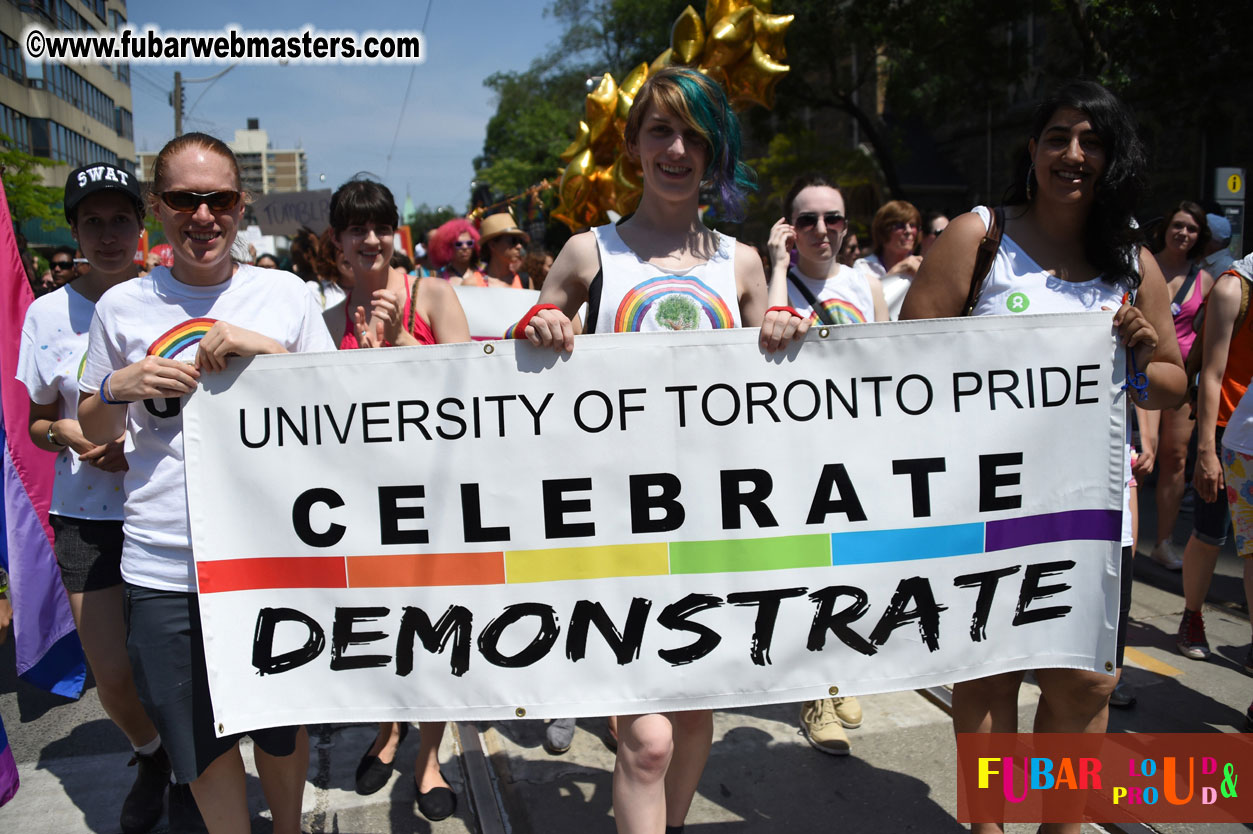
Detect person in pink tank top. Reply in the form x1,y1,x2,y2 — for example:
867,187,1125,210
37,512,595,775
1138,201,1215,571
327,178,470,823
330,178,469,351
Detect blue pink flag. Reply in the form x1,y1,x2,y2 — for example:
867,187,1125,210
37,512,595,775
0,178,85,697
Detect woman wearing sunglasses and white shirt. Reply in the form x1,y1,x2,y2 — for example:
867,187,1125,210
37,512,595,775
78,133,335,834
768,174,888,328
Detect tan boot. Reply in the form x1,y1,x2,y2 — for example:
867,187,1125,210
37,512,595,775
799,699,850,756
832,695,862,729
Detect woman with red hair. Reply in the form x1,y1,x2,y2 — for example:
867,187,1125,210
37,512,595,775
430,218,485,286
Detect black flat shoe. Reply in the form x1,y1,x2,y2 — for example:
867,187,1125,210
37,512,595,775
416,778,457,822
355,723,409,795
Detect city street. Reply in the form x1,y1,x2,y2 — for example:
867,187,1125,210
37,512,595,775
3,503,1251,833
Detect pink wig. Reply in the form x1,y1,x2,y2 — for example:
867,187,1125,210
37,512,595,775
430,218,480,269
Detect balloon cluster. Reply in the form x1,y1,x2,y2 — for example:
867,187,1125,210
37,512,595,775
552,0,792,231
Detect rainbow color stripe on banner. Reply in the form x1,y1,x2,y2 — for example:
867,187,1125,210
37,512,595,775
614,276,735,332
810,298,867,325
147,317,217,359
195,508,1121,594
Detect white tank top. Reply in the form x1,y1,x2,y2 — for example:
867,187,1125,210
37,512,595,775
970,206,1133,316
590,223,741,333
787,263,874,324
970,205,1136,546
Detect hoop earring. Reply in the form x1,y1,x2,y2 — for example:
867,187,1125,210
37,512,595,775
1025,163,1036,200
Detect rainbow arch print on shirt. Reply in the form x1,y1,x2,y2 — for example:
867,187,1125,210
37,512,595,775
147,317,218,358
809,297,867,325
614,276,735,332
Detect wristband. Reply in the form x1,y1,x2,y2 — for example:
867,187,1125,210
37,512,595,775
45,423,64,448
0,566,8,595
505,303,561,340
100,372,133,405
765,305,803,319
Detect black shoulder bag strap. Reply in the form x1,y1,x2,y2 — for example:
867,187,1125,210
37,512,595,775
786,269,836,325
1172,261,1201,309
962,205,1005,316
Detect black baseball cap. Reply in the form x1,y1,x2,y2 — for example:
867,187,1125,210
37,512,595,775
64,162,143,223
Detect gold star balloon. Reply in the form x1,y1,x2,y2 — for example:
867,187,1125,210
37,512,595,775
552,0,792,231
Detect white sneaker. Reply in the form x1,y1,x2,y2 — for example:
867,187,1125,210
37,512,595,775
1150,539,1184,570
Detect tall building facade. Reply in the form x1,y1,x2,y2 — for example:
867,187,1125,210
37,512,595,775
0,0,136,182
138,119,308,195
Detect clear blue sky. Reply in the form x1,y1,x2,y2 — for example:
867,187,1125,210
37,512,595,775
126,0,556,211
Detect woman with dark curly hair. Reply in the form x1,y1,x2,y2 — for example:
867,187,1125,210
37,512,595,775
902,80,1186,834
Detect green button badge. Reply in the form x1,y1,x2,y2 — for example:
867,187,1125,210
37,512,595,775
1006,292,1030,313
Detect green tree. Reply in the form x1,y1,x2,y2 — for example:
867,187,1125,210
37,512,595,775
0,137,66,232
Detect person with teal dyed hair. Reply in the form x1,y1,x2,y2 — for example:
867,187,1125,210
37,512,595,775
510,65,810,834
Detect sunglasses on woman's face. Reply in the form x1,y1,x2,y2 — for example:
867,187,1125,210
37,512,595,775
453,240,476,249
158,190,242,213
890,221,919,234
794,211,846,232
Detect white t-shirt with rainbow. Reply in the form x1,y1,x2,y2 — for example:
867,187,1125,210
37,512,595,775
80,264,336,592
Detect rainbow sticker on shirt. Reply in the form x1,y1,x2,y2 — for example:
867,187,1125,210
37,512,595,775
146,317,217,358
614,276,735,332
809,298,867,325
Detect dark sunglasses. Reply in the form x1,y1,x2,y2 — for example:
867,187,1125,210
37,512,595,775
158,190,242,213
453,240,476,249
794,212,846,232
926,227,944,237
890,221,919,233
51,260,73,269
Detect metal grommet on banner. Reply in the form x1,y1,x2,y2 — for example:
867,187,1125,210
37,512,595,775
218,723,224,733
819,327,830,339
484,343,495,355
515,707,526,718
1104,661,1114,672
828,685,839,696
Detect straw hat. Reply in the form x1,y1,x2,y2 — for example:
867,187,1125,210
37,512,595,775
478,212,530,245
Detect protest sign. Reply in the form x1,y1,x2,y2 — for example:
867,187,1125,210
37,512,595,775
184,313,1126,735
251,189,332,235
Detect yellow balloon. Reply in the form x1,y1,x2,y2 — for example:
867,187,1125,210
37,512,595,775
753,10,793,60
727,41,789,110
701,5,754,70
585,73,618,146
650,47,675,74
559,121,591,163
616,62,650,122
705,0,751,30
671,5,705,65
611,155,643,216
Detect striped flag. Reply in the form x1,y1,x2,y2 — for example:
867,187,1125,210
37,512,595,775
0,177,85,697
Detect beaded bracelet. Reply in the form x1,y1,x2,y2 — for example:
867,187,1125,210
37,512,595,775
765,305,803,319
99,372,133,405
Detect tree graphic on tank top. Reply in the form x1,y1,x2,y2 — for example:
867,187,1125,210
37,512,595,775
654,295,701,330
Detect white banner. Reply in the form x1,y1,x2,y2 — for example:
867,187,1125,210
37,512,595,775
184,313,1126,735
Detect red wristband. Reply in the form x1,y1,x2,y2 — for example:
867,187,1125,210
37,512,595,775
765,305,803,319
506,303,561,339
